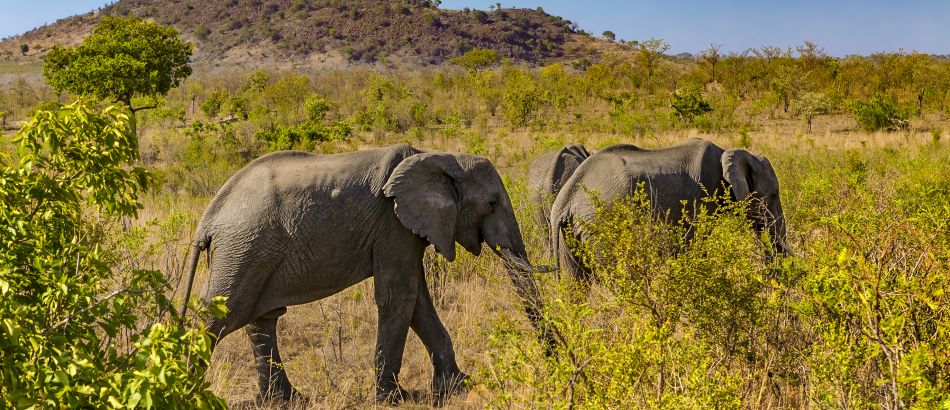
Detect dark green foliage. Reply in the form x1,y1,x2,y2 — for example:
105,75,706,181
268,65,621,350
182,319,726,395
200,90,227,119
671,86,713,123
0,101,225,408
19,44,28,55
255,121,352,151
850,94,913,131
304,94,332,122
43,16,193,111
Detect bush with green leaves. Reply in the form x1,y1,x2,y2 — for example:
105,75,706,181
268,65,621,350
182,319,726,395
502,68,543,128
850,94,913,131
0,101,225,408
255,120,352,151
795,91,833,131
450,48,500,73
671,86,713,123
793,148,950,408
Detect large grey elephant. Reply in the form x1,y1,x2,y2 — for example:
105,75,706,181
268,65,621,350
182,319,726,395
550,138,790,278
527,144,590,252
180,144,551,403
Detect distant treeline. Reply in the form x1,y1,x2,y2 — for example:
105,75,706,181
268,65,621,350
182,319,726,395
3,43,948,138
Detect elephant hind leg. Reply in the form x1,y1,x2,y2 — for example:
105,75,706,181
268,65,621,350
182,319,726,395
246,307,302,403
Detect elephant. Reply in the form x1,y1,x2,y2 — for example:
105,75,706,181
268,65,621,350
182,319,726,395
179,144,552,404
549,138,790,279
527,144,590,255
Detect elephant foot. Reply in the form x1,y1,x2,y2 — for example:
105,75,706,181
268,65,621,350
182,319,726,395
375,383,410,405
433,371,472,407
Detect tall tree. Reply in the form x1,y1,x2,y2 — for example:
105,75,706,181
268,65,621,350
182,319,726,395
635,38,670,92
43,16,193,117
699,44,723,83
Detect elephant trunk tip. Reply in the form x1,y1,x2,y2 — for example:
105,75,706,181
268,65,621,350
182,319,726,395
495,248,554,273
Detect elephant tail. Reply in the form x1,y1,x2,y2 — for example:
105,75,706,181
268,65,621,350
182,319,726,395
179,237,208,318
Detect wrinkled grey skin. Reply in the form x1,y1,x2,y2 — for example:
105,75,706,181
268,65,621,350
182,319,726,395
550,138,790,279
180,144,550,404
527,144,590,255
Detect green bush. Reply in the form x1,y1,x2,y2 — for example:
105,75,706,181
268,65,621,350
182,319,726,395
0,101,225,408
850,94,913,131
671,86,713,124
255,120,352,151
200,89,227,119
450,48,500,73
502,69,543,128
304,94,332,122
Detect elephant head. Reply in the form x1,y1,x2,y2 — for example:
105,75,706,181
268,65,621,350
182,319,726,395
383,152,555,347
722,149,791,256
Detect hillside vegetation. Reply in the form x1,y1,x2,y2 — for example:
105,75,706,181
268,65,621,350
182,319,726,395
0,0,593,66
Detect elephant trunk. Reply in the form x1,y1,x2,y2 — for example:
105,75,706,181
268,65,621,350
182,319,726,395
773,215,793,257
493,247,559,353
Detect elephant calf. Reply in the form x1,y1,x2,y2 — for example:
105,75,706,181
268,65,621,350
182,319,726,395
180,144,551,404
550,138,790,278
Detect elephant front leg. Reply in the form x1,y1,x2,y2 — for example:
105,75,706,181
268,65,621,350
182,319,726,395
373,268,420,404
245,307,302,403
409,273,470,403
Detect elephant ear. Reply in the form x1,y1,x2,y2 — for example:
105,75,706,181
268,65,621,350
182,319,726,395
722,148,758,201
383,153,463,261
564,144,591,160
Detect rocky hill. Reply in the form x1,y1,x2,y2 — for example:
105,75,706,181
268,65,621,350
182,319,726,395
0,0,610,67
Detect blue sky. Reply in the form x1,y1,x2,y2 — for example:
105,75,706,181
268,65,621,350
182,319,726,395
1,0,946,56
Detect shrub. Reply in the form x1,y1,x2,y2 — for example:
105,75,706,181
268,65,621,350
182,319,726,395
502,69,543,128
0,101,225,407
671,86,713,123
795,91,833,131
255,120,352,151
200,89,227,119
850,94,913,131
450,48,500,73
304,94,332,122
472,10,490,23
